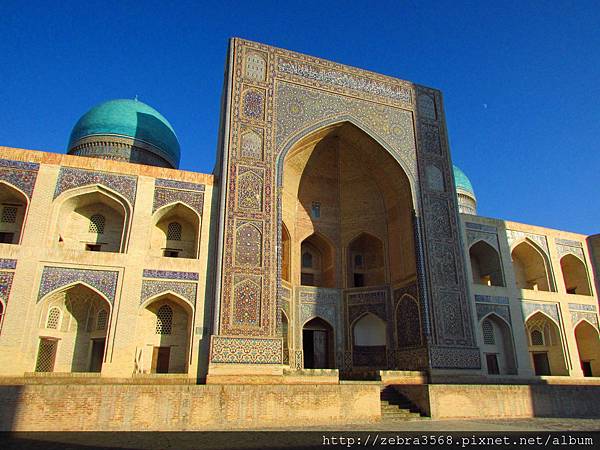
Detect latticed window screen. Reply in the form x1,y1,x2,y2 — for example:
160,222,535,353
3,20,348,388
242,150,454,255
46,307,61,329
35,338,57,372
482,319,495,345
1,206,17,223
89,214,106,234
97,309,108,330
167,222,182,241
531,329,544,346
155,305,173,335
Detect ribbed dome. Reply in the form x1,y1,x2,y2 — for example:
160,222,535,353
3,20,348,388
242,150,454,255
68,99,180,168
453,164,475,196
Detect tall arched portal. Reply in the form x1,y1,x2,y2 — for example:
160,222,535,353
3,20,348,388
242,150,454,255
282,122,417,374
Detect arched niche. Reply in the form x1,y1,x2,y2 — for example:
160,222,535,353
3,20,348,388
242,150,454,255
347,233,385,288
352,313,387,368
281,309,290,365
151,202,200,259
53,186,130,253
574,320,600,377
560,254,591,296
395,295,422,348
35,283,111,373
480,313,516,375
470,240,504,286
0,181,29,244
302,316,334,369
137,293,193,374
280,121,416,291
300,233,335,288
525,311,568,376
512,241,554,292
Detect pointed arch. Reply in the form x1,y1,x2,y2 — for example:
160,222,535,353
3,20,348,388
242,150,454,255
139,290,195,316
511,239,554,292
38,281,113,311
560,253,591,296
469,240,504,286
395,294,422,348
478,312,517,375
347,232,385,287
525,311,568,376
300,232,336,288
151,201,201,259
50,184,132,253
0,180,30,245
302,315,334,369
281,221,291,282
574,320,600,376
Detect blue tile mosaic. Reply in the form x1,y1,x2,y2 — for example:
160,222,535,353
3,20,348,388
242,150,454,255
38,266,119,304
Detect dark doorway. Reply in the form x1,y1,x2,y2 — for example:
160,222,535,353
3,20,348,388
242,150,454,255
532,352,551,376
581,361,592,377
89,339,105,372
486,353,500,375
152,346,170,373
302,318,333,369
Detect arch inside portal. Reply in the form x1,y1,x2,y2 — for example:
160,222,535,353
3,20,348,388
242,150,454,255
302,317,334,369
511,241,554,292
352,313,387,368
525,311,567,376
281,121,416,291
574,320,600,377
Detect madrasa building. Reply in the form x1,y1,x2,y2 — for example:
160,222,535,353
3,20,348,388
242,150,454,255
0,38,598,428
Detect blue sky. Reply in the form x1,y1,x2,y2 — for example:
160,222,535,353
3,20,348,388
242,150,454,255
1,1,598,234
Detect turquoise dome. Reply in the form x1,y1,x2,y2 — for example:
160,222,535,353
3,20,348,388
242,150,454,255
68,99,180,167
453,165,475,196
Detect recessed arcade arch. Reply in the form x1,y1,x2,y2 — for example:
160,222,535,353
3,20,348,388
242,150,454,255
0,181,29,244
525,311,567,376
151,202,200,259
136,293,193,374
347,232,385,287
34,283,111,373
302,316,334,369
560,254,591,296
574,320,600,377
52,186,131,253
479,313,516,375
470,240,504,287
511,240,554,292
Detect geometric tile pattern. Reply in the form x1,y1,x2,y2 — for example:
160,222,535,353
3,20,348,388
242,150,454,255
54,167,137,205
37,266,119,304
0,259,17,270
140,279,197,307
0,158,40,198
0,271,14,304
522,301,560,323
142,269,198,281
210,336,282,364
153,178,205,216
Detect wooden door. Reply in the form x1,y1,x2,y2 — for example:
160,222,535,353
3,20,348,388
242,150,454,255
152,347,170,373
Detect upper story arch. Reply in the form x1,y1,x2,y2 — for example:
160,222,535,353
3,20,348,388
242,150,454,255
560,253,592,296
0,181,29,245
150,201,201,259
469,240,504,287
511,239,555,292
49,184,132,253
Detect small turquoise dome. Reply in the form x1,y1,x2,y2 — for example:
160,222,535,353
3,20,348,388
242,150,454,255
453,165,475,195
68,99,180,168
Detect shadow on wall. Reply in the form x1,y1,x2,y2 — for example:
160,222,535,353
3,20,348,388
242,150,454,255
134,112,177,168
530,384,600,418
0,385,22,431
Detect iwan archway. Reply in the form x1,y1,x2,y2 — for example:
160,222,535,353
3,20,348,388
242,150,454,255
279,121,418,374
